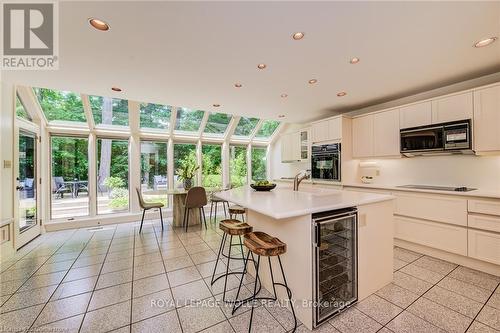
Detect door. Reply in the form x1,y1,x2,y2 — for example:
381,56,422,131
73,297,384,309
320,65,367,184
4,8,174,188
15,129,41,248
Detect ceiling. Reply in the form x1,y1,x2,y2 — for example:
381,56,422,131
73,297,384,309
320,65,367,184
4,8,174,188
3,1,500,124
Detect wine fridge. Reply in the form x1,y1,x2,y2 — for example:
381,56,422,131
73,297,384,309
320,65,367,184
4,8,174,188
312,207,358,327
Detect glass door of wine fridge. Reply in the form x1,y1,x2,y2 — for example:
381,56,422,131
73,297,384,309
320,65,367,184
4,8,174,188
312,208,358,326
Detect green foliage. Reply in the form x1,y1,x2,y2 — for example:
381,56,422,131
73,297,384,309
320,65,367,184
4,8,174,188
230,146,247,187
204,113,232,134
33,88,86,122
89,95,129,126
140,103,171,129
234,117,259,136
175,108,204,131
251,147,267,181
256,120,280,138
176,164,199,181
97,139,129,186
109,196,129,210
202,145,222,187
51,137,88,181
16,94,31,120
104,177,125,190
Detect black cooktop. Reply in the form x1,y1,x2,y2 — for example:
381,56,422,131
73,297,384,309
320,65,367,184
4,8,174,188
397,185,477,192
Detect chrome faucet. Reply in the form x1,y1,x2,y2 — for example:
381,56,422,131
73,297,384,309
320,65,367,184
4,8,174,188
293,170,311,191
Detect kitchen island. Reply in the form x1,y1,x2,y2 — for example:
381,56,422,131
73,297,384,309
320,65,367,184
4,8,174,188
215,185,394,330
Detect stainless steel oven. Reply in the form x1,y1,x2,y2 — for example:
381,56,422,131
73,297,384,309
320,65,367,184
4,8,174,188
311,144,341,181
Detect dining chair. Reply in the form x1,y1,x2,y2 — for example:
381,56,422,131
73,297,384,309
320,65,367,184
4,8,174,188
136,188,164,233
183,186,208,232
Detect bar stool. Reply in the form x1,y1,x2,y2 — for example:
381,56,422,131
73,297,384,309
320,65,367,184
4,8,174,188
229,205,246,222
211,219,256,302
233,231,297,333
209,192,229,223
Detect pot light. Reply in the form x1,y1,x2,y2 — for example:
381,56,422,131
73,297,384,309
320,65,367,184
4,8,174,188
278,114,285,118
281,93,288,98
89,18,110,31
257,63,267,69
292,32,304,40
337,92,347,97
234,83,242,88
308,79,317,84
474,37,497,48
350,57,360,64
111,87,122,92
213,104,221,107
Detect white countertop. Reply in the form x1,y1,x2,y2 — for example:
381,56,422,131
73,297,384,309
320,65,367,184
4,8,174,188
343,182,500,199
215,185,394,219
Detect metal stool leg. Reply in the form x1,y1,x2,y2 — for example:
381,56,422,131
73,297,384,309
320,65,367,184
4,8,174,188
184,207,189,232
268,257,277,300
222,235,233,302
201,207,207,229
139,209,146,233
278,255,297,332
159,208,164,230
223,202,228,218
211,233,227,285
248,255,261,333
210,201,214,223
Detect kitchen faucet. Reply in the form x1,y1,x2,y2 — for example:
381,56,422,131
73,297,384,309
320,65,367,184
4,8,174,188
293,170,311,191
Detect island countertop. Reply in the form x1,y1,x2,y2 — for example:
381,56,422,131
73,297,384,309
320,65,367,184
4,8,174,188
215,185,394,219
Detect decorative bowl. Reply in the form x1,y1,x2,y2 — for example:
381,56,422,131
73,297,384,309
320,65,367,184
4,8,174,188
250,183,277,192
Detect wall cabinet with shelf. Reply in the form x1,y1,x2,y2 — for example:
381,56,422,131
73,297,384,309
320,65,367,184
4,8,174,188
280,128,309,163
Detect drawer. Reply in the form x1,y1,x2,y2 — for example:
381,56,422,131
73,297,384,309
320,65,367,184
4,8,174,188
395,192,467,226
468,214,500,233
468,199,500,216
468,229,500,265
394,216,467,255
0,224,10,244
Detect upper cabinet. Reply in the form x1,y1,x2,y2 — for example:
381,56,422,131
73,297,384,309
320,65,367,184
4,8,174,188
311,117,342,143
280,128,309,163
399,102,432,129
473,85,500,153
352,115,374,158
432,92,473,124
353,109,399,158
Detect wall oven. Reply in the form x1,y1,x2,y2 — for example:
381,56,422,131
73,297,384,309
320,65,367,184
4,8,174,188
400,119,472,156
312,208,358,326
311,144,341,181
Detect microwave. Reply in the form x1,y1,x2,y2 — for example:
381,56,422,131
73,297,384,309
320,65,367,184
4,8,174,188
400,120,472,156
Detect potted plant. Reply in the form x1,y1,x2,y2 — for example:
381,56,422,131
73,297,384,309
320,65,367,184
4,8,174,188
176,164,199,190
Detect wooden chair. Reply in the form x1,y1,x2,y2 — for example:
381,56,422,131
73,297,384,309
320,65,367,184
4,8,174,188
183,187,208,232
136,188,164,233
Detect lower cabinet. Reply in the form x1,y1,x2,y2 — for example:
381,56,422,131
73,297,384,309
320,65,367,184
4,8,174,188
468,229,500,265
394,216,467,255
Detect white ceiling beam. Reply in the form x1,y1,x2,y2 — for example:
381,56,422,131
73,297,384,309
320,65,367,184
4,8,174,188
249,119,264,144
169,106,178,136
81,94,95,131
17,86,47,126
224,116,240,142
268,122,285,145
198,111,209,139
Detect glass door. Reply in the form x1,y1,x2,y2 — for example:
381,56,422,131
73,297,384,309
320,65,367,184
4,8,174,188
15,130,41,248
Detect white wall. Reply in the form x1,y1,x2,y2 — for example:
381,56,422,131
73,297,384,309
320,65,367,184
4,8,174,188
351,155,500,191
270,123,309,180
0,81,14,220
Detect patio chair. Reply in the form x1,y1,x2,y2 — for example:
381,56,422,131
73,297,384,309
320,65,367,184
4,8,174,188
52,177,71,199
77,181,88,197
136,188,164,233
24,178,35,199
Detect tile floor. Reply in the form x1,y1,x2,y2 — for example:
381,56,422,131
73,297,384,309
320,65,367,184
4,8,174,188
0,218,499,333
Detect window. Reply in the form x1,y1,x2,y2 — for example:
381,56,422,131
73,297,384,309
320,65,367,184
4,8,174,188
140,141,168,207
204,113,232,135
97,139,129,214
234,117,259,136
34,88,87,123
175,108,204,132
230,145,247,187
251,146,267,181
16,94,31,121
255,120,280,138
140,103,171,130
89,96,129,127
51,136,89,219
174,143,198,188
202,145,222,188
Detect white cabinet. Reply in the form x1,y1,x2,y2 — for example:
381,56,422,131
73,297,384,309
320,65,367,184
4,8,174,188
280,131,302,162
432,92,473,124
473,85,500,153
399,102,432,129
352,115,374,158
468,198,500,216
373,109,400,156
299,129,310,161
311,117,342,143
468,229,500,265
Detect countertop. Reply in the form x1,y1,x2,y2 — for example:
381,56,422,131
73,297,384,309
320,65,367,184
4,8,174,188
215,185,394,219
343,182,500,199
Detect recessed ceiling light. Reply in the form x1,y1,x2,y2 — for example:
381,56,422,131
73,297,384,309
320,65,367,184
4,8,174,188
257,63,267,69
337,92,347,97
308,79,318,84
234,83,242,88
111,87,122,92
278,114,285,118
474,37,498,48
350,57,360,64
281,93,288,98
213,104,221,107
292,32,304,40
89,18,110,31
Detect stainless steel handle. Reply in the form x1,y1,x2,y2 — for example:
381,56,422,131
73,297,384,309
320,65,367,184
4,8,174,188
16,186,24,191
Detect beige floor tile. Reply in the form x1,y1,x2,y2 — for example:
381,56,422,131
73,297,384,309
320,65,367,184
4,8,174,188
0,304,44,332
131,310,182,333
230,305,285,333
164,255,194,272
393,271,433,295
438,276,492,303
34,292,92,326
399,263,445,284
412,256,457,275
386,311,445,333
423,285,483,318
96,269,132,290
375,283,420,308
34,314,84,333
477,305,500,331
132,288,174,322
132,273,169,298
355,294,403,325
168,266,202,288
80,300,131,333
88,283,131,311
467,320,499,333
0,284,57,313
449,266,500,291
178,297,227,333
393,247,422,263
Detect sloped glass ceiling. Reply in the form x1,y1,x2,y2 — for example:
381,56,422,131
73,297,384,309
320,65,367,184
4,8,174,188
234,117,259,137
16,94,31,121
204,112,232,135
255,120,280,138
174,107,204,132
34,88,87,123
140,102,171,130
89,96,129,127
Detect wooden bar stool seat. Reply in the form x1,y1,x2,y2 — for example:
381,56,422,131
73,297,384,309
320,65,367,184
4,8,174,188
219,219,253,236
229,205,246,222
243,231,286,257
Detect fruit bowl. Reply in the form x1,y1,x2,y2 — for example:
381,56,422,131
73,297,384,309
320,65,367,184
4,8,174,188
250,183,277,191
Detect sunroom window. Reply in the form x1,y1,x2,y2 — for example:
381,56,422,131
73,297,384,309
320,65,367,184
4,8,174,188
255,120,280,139
140,103,171,130
16,94,31,121
34,88,87,123
174,107,204,132
89,96,129,127
203,113,232,135
233,117,259,137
